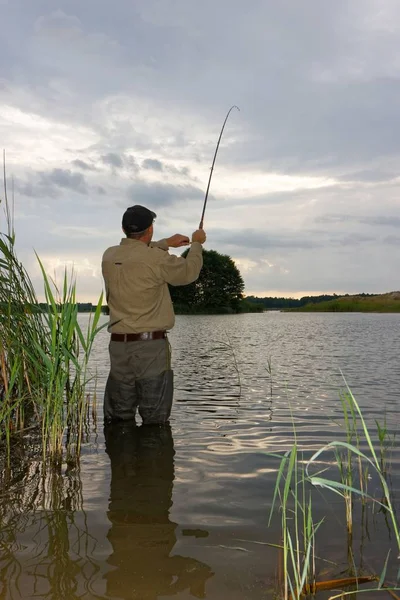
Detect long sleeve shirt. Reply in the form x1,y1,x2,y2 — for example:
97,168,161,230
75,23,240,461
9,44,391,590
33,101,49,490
102,238,203,333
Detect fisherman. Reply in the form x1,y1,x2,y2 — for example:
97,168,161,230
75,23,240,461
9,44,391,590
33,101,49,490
102,205,206,425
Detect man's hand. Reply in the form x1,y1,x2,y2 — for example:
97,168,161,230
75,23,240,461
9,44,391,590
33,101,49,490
191,229,206,244
166,234,190,248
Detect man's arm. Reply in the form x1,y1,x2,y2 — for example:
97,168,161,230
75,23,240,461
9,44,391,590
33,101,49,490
150,234,190,251
150,239,169,251
159,229,206,286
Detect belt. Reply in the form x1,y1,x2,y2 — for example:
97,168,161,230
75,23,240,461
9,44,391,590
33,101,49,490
111,330,167,342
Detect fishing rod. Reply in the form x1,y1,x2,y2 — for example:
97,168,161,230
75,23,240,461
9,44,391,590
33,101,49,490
199,105,240,229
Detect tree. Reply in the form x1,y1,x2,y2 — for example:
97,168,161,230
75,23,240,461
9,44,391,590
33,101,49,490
169,249,245,314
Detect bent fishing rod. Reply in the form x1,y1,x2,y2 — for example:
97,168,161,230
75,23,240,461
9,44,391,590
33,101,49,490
199,105,240,229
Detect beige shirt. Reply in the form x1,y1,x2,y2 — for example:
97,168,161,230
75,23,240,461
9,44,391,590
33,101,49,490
102,238,203,333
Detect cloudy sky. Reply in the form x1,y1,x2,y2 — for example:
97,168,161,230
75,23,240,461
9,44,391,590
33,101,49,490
1,0,399,301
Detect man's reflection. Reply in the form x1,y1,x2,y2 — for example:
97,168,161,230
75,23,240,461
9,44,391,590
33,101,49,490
104,422,213,599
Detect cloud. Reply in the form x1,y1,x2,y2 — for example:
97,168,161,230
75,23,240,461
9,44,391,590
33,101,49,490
34,10,82,37
217,229,320,251
316,214,400,228
15,168,88,198
384,235,400,245
213,228,376,253
338,169,399,183
45,169,87,192
72,159,97,171
101,153,124,168
167,164,191,177
142,158,163,171
126,180,204,208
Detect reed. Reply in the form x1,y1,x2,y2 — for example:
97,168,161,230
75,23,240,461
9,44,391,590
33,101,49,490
212,333,242,398
335,389,362,536
269,445,323,600
269,378,400,599
0,165,104,465
35,258,104,464
266,355,273,400
375,414,397,478
306,381,400,557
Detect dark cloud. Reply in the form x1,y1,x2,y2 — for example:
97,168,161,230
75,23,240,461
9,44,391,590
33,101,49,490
315,215,356,225
214,228,377,252
334,233,376,246
15,168,88,198
15,179,58,199
101,153,124,168
213,184,343,211
99,152,138,172
166,165,192,178
215,229,320,251
316,215,400,228
42,168,88,193
72,159,97,171
126,180,203,208
142,158,163,171
359,216,400,228
338,170,399,183
383,235,400,245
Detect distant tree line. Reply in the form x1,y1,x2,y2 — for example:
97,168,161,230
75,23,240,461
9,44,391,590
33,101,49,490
244,293,378,310
36,302,96,313
31,293,380,315
292,293,399,313
0,302,102,315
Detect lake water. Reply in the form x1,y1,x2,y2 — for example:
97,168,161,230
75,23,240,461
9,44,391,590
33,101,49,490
1,312,399,599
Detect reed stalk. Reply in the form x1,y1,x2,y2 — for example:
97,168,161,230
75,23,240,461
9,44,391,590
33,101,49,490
269,378,400,599
306,382,400,556
1,162,105,465
269,445,323,600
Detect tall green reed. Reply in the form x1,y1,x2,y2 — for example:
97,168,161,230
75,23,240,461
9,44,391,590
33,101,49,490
306,381,400,557
269,445,323,600
375,413,397,478
1,162,105,465
269,378,400,599
35,257,104,464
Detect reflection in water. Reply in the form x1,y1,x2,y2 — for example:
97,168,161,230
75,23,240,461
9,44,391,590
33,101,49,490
104,422,214,599
0,460,100,600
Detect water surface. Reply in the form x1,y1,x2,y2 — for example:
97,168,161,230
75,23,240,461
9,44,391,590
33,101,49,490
1,312,399,599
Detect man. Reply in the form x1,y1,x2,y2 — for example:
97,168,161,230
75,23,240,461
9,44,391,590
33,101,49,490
102,204,206,425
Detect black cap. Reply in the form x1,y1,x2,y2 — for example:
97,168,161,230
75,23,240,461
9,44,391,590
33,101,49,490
122,205,156,234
